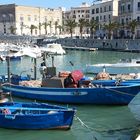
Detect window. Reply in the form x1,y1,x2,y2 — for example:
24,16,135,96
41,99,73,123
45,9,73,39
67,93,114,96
86,10,89,13
86,14,89,18
109,5,111,11
108,14,111,19
126,18,128,24
96,8,99,13
20,16,24,21
121,19,124,25
121,5,125,13
100,7,102,13
137,16,140,21
104,15,106,21
138,2,140,11
128,4,131,11
104,6,106,12
73,15,76,18
96,16,99,22
45,16,47,22
34,15,37,21
92,9,95,14
100,16,102,20
28,15,31,21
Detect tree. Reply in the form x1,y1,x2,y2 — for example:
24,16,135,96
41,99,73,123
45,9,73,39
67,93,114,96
78,18,88,38
104,22,119,39
57,25,63,34
30,25,37,35
88,19,98,39
54,21,58,35
9,26,17,34
42,22,48,35
128,19,138,39
38,22,42,35
48,21,52,35
65,19,77,37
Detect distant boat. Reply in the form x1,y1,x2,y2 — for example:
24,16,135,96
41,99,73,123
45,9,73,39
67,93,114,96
41,43,66,55
0,102,75,130
86,58,140,75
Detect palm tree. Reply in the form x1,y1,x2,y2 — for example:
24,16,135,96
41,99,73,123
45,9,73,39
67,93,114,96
128,19,138,39
78,18,88,38
42,22,48,35
88,19,98,39
38,22,42,35
57,25,63,34
104,22,119,39
30,24,37,35
48,21,52,35
9,26,17,34
54,21,58,35
65,19,77,37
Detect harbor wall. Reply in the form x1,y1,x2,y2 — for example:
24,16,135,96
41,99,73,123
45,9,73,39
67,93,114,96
0,35,140,52
56,38,140,52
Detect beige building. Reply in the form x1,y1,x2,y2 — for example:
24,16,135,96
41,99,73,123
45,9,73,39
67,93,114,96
70,2,90,36
0,4,63,36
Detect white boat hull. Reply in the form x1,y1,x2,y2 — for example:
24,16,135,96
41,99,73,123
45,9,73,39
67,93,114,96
86,63,140,75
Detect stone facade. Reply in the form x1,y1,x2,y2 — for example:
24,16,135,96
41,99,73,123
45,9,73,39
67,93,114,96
0,4,63,36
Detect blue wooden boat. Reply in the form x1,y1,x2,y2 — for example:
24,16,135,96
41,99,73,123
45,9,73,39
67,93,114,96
0,102,75,130
91,79,140,86
2,83,140,105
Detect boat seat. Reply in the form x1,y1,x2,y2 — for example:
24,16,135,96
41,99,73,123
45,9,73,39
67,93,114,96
44,67,56,77
42,76,65,88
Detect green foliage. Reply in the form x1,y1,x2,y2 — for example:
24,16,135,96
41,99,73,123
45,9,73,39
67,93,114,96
9,26,17,34
65,19,77,37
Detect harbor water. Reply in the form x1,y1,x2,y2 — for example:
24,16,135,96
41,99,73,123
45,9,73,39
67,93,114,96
0,50,140,140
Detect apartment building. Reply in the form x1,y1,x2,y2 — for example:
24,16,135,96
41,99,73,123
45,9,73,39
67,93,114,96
118,0,140,38
70,2,90,36
0,4,63,36
90,0,119,36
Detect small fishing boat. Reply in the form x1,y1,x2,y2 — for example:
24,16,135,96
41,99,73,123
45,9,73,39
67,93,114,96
2,69,140,105
86,58,140,75
0,102,75,130
2,81,140,105
91,79,140,86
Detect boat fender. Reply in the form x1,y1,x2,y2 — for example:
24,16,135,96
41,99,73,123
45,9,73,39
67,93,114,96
2,108,11,115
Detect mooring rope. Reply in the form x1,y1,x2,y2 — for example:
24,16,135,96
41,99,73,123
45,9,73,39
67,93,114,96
75,115,140,133
103,87,136,96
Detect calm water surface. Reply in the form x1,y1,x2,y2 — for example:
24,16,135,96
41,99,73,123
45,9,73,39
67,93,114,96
0,50,140,140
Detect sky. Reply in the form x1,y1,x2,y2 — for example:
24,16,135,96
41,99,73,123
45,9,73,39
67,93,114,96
0,0,94,10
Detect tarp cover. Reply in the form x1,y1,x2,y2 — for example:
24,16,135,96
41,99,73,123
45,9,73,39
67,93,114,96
71,70,83,84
